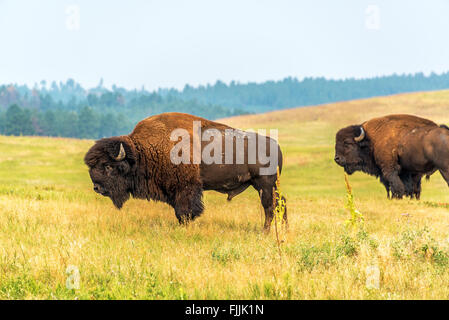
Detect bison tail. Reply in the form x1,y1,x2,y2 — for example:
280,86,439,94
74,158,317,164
440,124,449,131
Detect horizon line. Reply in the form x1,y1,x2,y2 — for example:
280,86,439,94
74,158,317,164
2,69,449,93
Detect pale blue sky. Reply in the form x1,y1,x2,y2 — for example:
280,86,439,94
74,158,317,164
1,0,448,90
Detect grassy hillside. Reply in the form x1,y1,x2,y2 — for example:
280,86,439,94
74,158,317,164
1,90,449,299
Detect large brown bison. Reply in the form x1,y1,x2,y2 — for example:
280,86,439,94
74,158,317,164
84,112,286,231
334,114,449,199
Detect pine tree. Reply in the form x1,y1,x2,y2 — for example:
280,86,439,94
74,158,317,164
78,106,99,139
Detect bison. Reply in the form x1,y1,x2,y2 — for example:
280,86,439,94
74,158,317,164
84,112,286,231
334,114,449,199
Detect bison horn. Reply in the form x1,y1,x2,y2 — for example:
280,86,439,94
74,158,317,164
115,143,126,161
354,127,365,142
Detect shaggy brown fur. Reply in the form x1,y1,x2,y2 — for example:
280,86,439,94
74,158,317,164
335,114,449,199
84,112,286,231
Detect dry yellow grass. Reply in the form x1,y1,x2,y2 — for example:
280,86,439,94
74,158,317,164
1,90,449,299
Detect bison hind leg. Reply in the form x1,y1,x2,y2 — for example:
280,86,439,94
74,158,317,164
252,176,287,233
174,185,204,224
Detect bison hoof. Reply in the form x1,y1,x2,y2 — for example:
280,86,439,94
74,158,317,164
391,193,404,199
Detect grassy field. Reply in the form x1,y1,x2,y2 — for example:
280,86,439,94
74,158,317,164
2,90,449,299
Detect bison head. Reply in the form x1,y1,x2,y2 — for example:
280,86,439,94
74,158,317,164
334,125,374,175
84,137,136,209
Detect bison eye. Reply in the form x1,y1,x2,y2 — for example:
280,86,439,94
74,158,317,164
105,165,113,173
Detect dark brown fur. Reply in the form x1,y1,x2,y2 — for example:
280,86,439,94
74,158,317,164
335,114,448,199
84,112,286,231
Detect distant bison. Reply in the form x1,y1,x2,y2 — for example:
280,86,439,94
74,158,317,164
334,114,449,199
84,112,286,231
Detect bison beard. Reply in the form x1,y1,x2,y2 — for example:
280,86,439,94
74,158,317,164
107,183,131,210
84,112,286,232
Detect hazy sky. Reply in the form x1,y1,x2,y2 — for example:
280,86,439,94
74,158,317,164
1,0,449,90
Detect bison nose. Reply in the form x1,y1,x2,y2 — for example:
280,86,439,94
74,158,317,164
93,184,100,193
334,155,343,165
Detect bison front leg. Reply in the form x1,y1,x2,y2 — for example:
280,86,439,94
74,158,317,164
399,172,415,199
173,185,204,225
379,176,391,199
411,174,422,200
386,172,406,199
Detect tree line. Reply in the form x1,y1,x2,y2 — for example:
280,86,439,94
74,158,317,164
0,79,247,138
1,71,449,138
164,72,449,112
0,98,244,139
0,104,133,139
